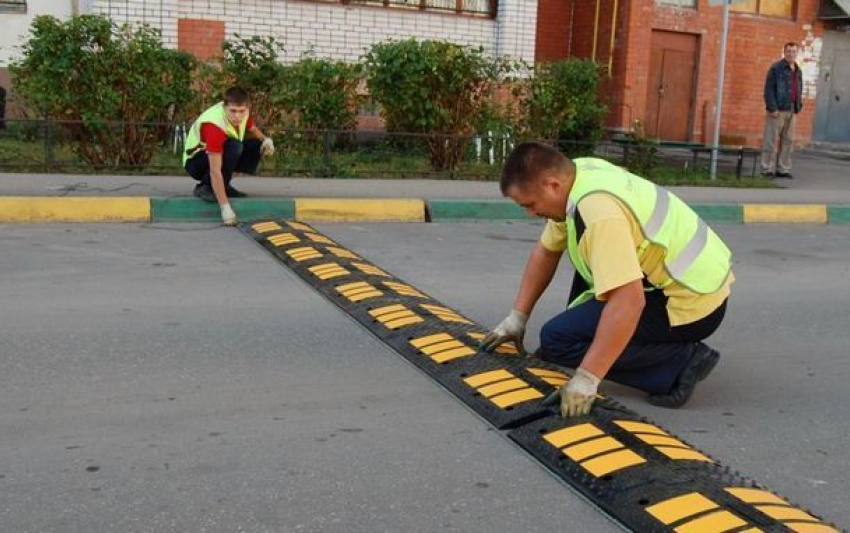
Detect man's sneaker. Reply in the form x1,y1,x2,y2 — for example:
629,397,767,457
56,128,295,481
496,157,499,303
193,183,216,203
225,185,247,198
761,171,775,178
775,172,794,179
647,343,720,408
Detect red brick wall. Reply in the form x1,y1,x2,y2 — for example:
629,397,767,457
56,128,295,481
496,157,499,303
177,19,225,61
543,0,825,146
536,0,573,62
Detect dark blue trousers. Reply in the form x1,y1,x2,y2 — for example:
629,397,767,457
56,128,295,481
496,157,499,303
185,138,262,186
535,290,727,394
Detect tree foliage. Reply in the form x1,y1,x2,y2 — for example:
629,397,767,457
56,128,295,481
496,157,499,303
515,59,607,155
10,14,196,166
364,39,513,171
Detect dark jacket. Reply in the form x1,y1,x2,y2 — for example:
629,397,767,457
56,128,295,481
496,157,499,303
764,59,803,114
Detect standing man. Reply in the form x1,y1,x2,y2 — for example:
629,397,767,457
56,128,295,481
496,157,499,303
480,142,734,418
761,42,803,179
184,86,275,225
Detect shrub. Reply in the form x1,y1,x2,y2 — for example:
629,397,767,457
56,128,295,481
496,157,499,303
9,14,196,167
364,39,513,172
515,59,607,156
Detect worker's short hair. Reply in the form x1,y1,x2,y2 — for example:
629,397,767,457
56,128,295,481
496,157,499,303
223,86,250,106
784,42,798,51
500,141,573,195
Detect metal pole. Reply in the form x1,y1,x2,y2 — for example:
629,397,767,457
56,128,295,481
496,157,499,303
710,0,730,181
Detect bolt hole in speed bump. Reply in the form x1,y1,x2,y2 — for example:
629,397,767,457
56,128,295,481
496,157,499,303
240,220,842,533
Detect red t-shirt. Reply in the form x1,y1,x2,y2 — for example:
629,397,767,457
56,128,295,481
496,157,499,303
200,117,254,153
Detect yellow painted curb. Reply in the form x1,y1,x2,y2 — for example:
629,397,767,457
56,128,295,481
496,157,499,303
295,198,425,222
0,197,151,223
743,204,827,224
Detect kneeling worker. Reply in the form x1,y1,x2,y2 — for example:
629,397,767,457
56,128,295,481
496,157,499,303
481,142,734,418
183,86,275,225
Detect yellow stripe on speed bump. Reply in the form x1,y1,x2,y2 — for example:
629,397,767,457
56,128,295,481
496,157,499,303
352,262,390,277
743,204,828,224
645,492,752,532
295,198,426,222
725,488,839,532
383,281,427,298
308,262,350,280
327,246,361,260
286,221,313,232
464,369,543,409
409,333,476,363
336,281,383,303
252,221,282,233
286,247,323,262
614,420,713,463
528,367,569,385
467,332,520,355
543,424,646,477
420,304,473,324
304,232,335,244
268,233,300,247
0,197,149,223
369,304,424,330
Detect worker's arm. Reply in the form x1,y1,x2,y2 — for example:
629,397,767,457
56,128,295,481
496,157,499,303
480,242,563,354
580,279,645,378
207,152,237,226
555,279,645,417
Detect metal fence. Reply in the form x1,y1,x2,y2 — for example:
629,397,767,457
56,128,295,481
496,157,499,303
0,118,758,180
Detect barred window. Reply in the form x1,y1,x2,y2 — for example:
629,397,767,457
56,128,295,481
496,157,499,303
0,0,27,14
348,0,496,16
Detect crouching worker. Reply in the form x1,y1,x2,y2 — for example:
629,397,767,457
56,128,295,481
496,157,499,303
480,142,734,417
183,86,275,226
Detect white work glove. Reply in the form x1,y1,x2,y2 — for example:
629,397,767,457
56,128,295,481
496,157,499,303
220,203,238,226
479,310,528,355
261,137,275,156
556,368,601,418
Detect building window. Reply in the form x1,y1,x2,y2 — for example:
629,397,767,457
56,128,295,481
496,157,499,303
347,0,496,17
0,0,27,14
656,0,697,8
731,0,794,19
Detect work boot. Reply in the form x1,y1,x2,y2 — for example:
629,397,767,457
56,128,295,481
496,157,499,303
226,185,248,198
647,343,720,408
193,183,216,203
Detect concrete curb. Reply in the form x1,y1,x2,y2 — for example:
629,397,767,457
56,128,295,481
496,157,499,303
1,196,849,224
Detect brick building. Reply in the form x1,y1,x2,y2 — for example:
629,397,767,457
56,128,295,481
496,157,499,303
2,0,848,145
538,0,850,146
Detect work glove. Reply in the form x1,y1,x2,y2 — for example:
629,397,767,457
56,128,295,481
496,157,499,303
544,368,600,418
261,137,275,156
220,203,238,226
479,310,528,355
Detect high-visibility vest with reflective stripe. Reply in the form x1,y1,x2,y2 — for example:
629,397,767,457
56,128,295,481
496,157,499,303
182,102,248,166
565,158,732,308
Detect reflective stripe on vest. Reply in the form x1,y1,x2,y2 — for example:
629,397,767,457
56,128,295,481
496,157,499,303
182,102,248,166
564,158,732,308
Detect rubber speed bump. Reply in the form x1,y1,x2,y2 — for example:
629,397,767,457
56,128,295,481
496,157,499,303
240,219,841,532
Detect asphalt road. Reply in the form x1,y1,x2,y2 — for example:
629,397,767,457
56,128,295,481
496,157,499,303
1,221,848,532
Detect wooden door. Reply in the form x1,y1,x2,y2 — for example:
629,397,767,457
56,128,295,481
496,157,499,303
646,31,699,141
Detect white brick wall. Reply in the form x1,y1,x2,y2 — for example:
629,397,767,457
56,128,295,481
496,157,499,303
0,0,76,67
89,0,538,64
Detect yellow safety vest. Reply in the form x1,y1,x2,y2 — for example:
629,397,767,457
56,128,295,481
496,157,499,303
565,158,733,308
183,102,248,166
